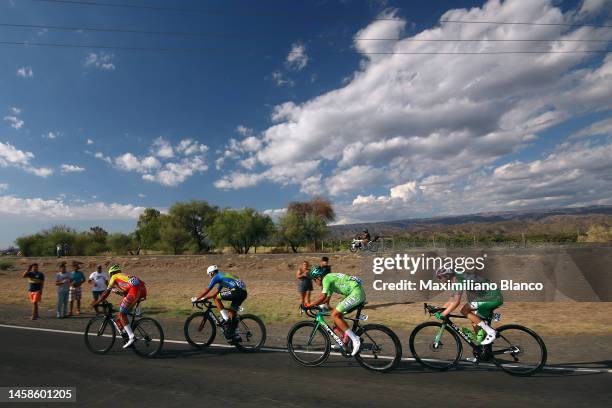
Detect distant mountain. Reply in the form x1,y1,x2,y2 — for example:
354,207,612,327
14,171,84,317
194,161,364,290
329,205,612,238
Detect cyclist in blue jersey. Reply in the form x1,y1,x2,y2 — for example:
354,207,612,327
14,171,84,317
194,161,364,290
192,265,247,340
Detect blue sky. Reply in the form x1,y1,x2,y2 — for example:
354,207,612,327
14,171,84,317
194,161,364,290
1,0,611,247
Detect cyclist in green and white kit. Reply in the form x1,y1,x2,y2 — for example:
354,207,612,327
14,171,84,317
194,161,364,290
435,267,503,345
306,267,365,356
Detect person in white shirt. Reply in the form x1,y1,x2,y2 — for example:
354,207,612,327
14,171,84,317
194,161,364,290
88,265,109,314
55,262,71,318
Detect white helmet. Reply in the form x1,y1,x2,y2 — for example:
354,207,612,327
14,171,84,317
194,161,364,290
206,265,219,276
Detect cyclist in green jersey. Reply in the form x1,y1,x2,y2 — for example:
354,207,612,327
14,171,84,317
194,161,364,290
306,268,366,356
434,267,502,345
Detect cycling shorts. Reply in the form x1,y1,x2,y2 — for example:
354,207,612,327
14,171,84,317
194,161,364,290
119,284,147,314
469,300,503,319
217,288,247,311
336,286,366,314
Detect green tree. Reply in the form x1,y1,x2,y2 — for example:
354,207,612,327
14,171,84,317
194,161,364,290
135,208,162,250
210,208,274,254
277,212,306,253
168,200,219,252
108,233,136,255
159,215,191,254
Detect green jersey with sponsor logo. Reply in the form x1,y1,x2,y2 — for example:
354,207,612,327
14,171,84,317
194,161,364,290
321,273,362,297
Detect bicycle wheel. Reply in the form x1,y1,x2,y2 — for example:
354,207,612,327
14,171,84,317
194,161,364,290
184,312,216,349
354,324,402,372
491,324,547,376
84,316,116,354
131,317,164,358
409,322,462,370
287,321,331,367
349,245,358,253
234,314,266,352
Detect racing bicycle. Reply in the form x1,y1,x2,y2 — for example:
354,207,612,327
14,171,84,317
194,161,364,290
184,299,266,352
287,303,402,372
409,303,547,376
84,301,164,358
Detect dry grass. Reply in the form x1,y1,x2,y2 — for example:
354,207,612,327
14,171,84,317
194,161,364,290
1,254,610,335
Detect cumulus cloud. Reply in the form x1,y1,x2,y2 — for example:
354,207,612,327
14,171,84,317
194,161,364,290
213,0,612,223
84,52,116,70
3,116,24,130
0,195,146,219
286,42,309,71
0,142,53,177
60,164,85,173
98,137,209,186
86,138,94,145
0,183,7,191
271,70,294,87
16,66,33,78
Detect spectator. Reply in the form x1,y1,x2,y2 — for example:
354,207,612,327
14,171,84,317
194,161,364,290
320,256,331,275
88,265,109,314
55,262,71,318
63,243,69,257
68,261,86,316
296,260,312,305
56,243,63,258
22,263,44,320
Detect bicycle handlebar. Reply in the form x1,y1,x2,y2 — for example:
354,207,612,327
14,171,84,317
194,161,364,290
193,299,215,310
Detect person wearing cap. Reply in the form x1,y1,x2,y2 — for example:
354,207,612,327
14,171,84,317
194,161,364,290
22,263,45,320
68,261,86,316
191,265,247,342
88,265,109,314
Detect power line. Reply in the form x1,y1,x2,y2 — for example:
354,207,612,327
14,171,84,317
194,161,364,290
28,0,612,28
0,40,609,55
1,22,611,43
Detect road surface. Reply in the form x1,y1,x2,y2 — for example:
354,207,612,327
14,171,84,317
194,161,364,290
0,326,610,407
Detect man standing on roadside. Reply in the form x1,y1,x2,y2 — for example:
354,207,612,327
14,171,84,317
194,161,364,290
68,261,86,316
22,263,44,320
88,265,109,314
320,256,331,275
55,262,71,318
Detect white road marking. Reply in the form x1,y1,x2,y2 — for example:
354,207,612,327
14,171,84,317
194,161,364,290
0,324,609,374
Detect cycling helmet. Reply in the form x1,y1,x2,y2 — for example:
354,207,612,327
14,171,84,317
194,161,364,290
435,267,456,279
309,266,325,280
108,264,122,275
206,265,219,276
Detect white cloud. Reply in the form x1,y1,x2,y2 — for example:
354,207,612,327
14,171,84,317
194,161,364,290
214,0,612,208
262,207,287,221
0,183,7,191
176,139,208,155
9,107,21,115
42,131,58,140
16,66,33,78
86,138,94,145
115,153,161,173
138,193,146,198
60,164,85,173
94,152,112,164
271,70,294,87
84,52,116,70
286,42,309,71
570,118,612,138
0,141,53,177
151,137,174,158
0,195,146,219
142,156,208,187
3,115,24,130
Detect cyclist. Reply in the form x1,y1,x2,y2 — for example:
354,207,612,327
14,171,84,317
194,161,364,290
434,267,502,345
306,267,365,356
91,264,147,348
191,265,247,342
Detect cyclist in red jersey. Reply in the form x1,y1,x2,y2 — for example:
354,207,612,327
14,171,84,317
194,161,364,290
92,264,146,348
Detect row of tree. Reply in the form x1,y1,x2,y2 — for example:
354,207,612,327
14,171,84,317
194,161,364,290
15,198,336,256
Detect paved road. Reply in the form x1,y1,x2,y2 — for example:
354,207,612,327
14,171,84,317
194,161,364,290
0,326,610,408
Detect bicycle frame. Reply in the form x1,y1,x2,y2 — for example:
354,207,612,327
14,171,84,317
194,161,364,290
304,306,366,357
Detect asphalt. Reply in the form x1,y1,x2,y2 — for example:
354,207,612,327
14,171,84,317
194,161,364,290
1,326,611,408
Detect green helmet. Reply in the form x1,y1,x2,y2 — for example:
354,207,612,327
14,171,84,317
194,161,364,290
108,264,122,275
309,266,325,280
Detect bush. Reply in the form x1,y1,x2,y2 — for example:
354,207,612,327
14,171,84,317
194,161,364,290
0,260,12,271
